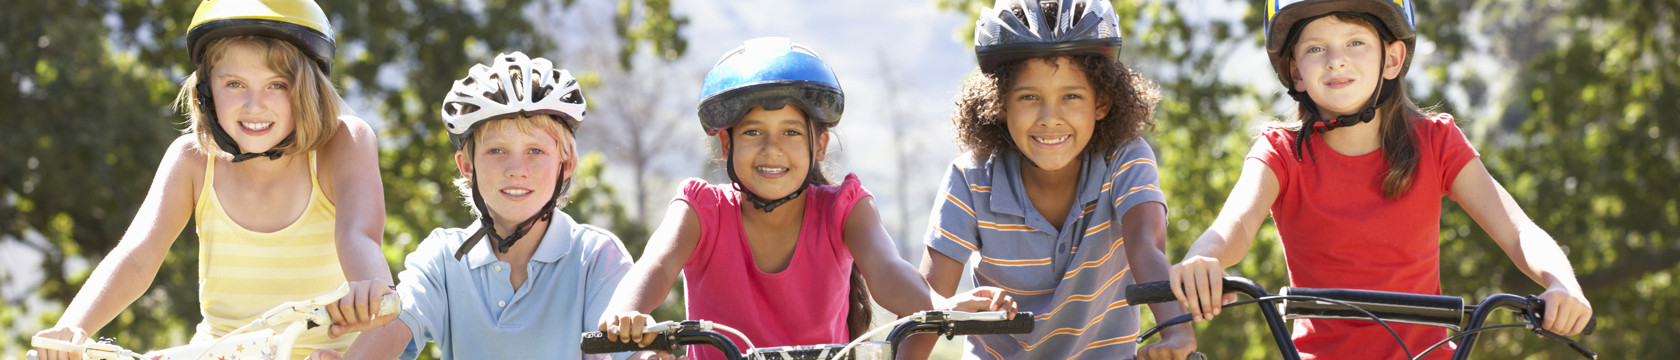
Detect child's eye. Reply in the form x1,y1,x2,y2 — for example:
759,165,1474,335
1016,94,1039,101
1063,93,1084,100
783,129,803,136
225,81,244,88
1305,46,1324,54
741,129,762,136
1349,40,1366,47
486,148,505,155
527,148,544,155
268,82,288,90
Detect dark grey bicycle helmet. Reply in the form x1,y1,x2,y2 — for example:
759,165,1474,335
974,0,1124,73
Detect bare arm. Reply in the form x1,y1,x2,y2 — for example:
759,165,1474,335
320,117,396,334
844,196,935,316
34,136,200,357
1121,202,1197,360
1171,158,1280,321
841,197,936,360
1449,159,1592,335
342,319,414,360
598,201,700,344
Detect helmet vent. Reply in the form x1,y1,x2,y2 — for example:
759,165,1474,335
1011,7,1029,25
1041,1,1059,29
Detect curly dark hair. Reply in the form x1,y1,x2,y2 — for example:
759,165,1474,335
952,54,1161,162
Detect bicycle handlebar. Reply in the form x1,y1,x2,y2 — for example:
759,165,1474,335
580,311,1036,359
28,291,401,360
1125,277,1599,360
1278,287,1463,329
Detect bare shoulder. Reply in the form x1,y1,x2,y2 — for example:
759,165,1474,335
164,134,210,184
320,115,379,160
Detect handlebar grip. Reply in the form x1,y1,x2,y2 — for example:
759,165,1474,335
580,331,671,354
1126,281,1178,305
25,350,37,360
377,293,401,317
947,311,1036,336
1583,316,1596,335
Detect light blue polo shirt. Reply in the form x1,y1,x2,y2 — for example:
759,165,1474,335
926,138,1166,360
394,210,632,360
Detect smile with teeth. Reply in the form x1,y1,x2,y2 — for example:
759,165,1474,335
501,188,531,196
1032,135,1071,145
756,166,787,174
240,121,273,131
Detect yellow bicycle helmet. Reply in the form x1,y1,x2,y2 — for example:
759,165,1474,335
1264,0,1415,90
186,0,335,74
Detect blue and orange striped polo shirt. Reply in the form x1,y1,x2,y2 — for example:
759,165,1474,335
926,138,1166,359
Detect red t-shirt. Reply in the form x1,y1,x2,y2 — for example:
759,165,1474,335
1248,114,1479,360
676,174,867,360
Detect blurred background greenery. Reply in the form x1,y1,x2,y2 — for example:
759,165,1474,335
3,0,1675,359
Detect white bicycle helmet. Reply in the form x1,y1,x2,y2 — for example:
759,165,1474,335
438,51,587,260
974,0,1124,73
441,51,587,150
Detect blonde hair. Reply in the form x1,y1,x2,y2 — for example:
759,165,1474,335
174,36,342,160
453,115,578,217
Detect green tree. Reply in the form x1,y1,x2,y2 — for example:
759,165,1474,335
935,1,1678,359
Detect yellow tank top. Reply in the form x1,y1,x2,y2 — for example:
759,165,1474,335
193,151,354,359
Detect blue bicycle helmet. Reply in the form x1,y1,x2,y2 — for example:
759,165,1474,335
697,37,843,135
697,37,843,212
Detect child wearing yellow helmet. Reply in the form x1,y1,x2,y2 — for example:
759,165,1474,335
1168,1,1592,359
33,1,394,359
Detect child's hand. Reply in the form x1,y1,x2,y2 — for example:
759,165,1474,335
1538,286,1593,336
1136,323,1197,360
1170,256,1234,323
327,279,398,338
306,349,342,360
630,350,678,360
940,287,1018,319
32,326,89,360
599,311,661,346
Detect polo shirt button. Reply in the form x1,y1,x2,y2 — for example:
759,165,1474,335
494,265,503,272
498,301,507,308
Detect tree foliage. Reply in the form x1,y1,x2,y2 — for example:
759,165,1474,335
935,1,1677,359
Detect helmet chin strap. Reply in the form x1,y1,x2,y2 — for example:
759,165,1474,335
196,82,285,162
722,128,814,213
1287,45,1396,162
452,140,570,260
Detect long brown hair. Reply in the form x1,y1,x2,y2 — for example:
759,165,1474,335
1278,13,1430,200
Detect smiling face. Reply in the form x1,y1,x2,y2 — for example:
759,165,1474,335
1289,15,1408,118
720,104,829,199
1003,57,1107,172
209,42,296,154
455,116,574,228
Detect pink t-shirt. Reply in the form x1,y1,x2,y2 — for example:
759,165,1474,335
677,173,867,360
1249,114,1480,360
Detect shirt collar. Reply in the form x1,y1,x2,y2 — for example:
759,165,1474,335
463,208,577,269
986,151,1107,227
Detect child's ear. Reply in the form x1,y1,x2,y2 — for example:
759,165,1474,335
813,131,830,161
1291,67,1307,92
455,149,473,180
1383,40,1408,80
717,131,732,154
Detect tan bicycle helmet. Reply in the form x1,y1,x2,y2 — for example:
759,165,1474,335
187,0,336,74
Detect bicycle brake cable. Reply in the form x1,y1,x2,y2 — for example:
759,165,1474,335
1138,295,1413,359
